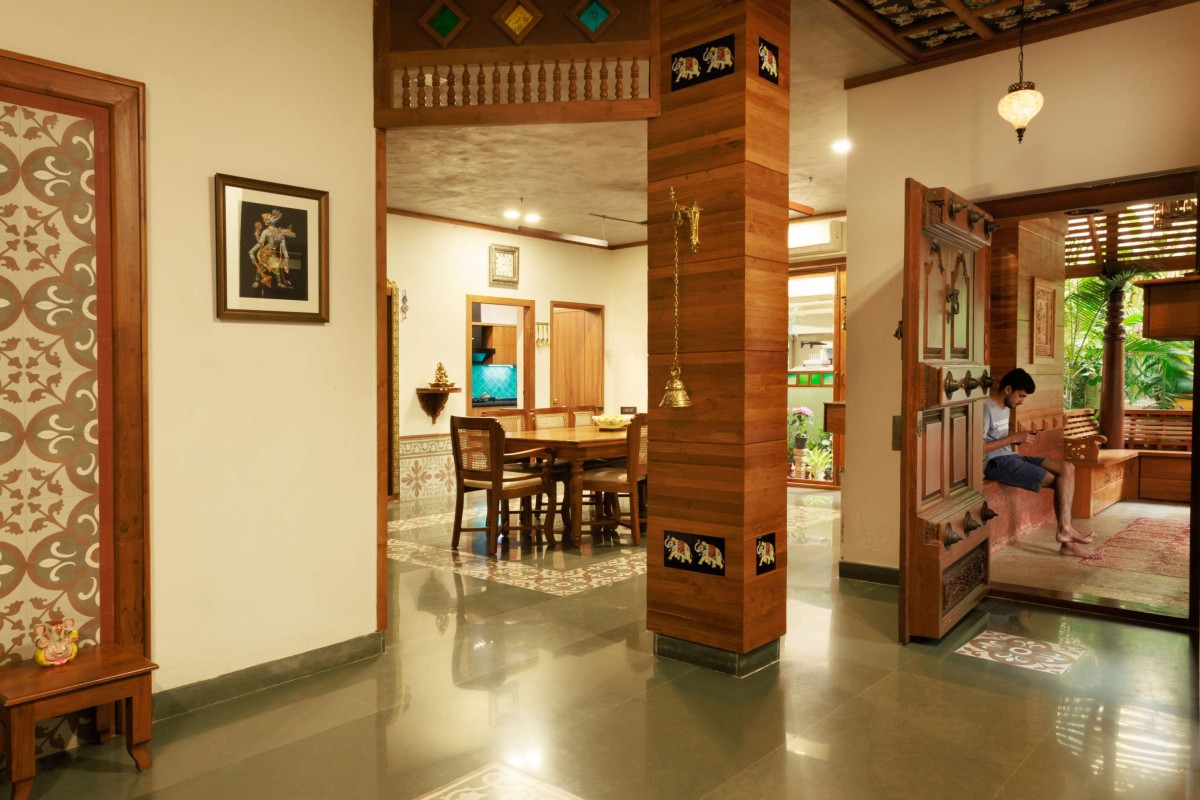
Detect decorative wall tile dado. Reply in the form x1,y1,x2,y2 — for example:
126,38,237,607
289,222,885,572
955,630,1088,675
388,540,646,596
395,436,456,500
415,761,585,800
0,98,101,754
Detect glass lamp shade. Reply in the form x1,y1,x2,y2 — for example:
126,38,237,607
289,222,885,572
997,81,1043,143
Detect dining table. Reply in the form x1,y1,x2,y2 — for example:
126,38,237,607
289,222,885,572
504,425,628,546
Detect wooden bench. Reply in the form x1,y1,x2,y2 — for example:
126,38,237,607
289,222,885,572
0,643,157,800
1125,408,1193,502
1062,408,1140,519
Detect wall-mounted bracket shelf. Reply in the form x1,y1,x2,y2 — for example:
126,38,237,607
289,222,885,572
415,386,461,424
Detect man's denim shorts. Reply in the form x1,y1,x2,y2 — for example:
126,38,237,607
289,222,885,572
984,454,1047,492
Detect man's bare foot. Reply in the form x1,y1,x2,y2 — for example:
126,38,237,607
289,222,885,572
1056,528,1096,544
1059,541,1093,557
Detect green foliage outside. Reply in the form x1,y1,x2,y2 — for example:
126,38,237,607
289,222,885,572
1064,268,1194,410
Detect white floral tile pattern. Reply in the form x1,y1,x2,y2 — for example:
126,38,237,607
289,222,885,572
788,504,840,528
388,509,488,532
388,540,646,597
954,630,1088,675
395,436,455,500
414,761,585,800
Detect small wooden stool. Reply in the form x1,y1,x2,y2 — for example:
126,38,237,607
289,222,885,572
0,643,157,800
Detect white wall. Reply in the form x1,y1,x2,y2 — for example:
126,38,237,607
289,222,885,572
388,215,648,434
1,1,378,688
843,5,1200,568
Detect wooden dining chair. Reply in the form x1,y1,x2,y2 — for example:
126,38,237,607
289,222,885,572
480,407,531,433
581,413,648,544
531,406,572,429
449,416,557,554
571,405,601,427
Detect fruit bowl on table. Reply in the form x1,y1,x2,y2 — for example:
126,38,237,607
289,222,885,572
593,414,632,430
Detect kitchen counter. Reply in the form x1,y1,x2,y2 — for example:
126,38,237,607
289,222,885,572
472,397,518,408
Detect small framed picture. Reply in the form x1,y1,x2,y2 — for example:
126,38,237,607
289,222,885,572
489,244,519,287
1031,277,1056,364
215,173,329,322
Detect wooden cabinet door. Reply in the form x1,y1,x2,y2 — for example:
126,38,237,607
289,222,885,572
899,180,997,642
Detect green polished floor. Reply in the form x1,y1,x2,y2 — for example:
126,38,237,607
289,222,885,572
19,490,1199,799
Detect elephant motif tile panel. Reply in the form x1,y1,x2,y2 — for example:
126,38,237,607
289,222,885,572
0,92,106,756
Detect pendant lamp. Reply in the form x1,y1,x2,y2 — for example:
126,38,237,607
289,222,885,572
997,2,1043,143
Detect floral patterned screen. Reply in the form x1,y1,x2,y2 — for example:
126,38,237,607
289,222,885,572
0,91,110,753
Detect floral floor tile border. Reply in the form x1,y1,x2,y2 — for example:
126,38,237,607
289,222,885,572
413,761,585,800
388,540,647,597
954,630,1088,675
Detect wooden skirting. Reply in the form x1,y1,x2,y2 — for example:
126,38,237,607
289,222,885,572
838,561,900,586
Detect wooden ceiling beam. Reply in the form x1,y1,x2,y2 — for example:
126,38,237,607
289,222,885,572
941,0,996,39
1068,252,1197,278
822,0,921,63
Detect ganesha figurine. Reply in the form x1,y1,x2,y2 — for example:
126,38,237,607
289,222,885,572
33,618,79,667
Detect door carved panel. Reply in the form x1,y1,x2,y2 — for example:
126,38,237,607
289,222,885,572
901,181,997,642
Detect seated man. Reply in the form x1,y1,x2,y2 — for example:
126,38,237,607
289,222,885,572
983,368,1093,557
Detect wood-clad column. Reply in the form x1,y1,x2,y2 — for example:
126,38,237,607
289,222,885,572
646,0,789,667
1100,281,1127,447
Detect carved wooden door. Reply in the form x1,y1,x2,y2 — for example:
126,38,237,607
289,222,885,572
899,180,996,642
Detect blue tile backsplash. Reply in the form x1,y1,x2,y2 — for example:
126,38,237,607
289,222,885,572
472,365,517,399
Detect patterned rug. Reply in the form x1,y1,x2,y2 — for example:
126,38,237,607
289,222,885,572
954,630,1087,675
1080,518,1190,579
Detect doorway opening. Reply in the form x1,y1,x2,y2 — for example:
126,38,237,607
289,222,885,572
550,302,604,410
466,295,535,415
980,170,1198,626
787,267,846,488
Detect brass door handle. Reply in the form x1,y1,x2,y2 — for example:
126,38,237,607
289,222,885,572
946,287,961,318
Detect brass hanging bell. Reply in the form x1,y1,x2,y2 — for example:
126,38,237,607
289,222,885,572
659,365,692,408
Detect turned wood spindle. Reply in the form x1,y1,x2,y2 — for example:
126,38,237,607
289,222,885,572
615,59,624,101
584,58,593,100
492,64,501,104
599,58,609,100
416,66,427,107
446,65,456,106
401,67,411,108
630,59,640,99
568,60,578,101
553,60,562,101
507,63,517,103
460,64,470,105
522,62,531,103
476,64,487,105
537,63,547,102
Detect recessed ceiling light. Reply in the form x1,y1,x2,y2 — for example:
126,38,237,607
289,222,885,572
832,139,852,154
503,209,520,220
523,212,541,223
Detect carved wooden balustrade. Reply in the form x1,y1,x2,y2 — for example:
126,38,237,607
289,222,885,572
375,43,658,128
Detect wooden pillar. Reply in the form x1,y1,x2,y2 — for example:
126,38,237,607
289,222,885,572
1100,281,1126,447
646,0,789,670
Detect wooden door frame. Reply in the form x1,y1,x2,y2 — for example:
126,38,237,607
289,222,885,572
0,50,150,654
549,301,605,409
465,296,536,412
786,264,844,489
979,167,1200,630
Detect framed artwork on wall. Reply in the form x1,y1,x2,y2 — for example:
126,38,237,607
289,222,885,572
1031,277,1056,364
215,173,329,322
489,244,519,287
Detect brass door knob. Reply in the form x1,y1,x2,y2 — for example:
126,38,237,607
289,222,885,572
944,524,962,548
980,502,998,522
963,512,982,533
979,371,994,392
944,371,960,395
963,371,980,395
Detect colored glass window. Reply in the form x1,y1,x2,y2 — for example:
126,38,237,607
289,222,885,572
430,6,461,37
578,1,611,32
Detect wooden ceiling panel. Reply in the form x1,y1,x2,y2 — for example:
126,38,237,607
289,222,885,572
834,0,1200,85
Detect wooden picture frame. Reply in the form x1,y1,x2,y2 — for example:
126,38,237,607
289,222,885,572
215,174,329,323
1031,276,1056,364
489,244,520,287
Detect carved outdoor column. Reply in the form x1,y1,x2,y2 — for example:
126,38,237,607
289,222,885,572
1100,280,1126,447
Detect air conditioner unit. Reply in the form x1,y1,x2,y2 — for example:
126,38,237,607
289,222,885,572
789,219,845,260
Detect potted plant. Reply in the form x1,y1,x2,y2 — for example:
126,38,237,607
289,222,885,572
803,442,834,483
789,406,813,452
